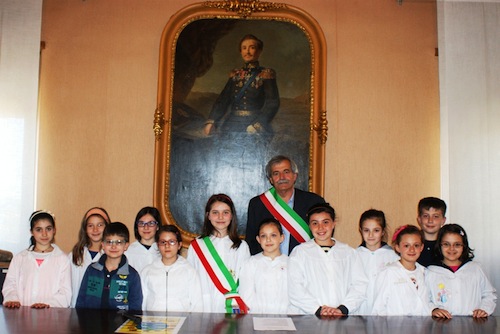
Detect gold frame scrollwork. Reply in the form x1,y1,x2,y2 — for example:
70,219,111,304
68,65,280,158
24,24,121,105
153,0,327,246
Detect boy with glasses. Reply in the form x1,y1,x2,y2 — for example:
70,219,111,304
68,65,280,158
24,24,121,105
76,222,143,311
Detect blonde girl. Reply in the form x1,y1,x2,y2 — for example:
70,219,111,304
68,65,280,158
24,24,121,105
69,207,110,307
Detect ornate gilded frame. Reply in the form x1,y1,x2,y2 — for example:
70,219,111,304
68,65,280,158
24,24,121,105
153,0,327,247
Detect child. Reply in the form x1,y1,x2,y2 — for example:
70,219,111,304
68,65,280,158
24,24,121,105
239,218,289,314
2,210,71,308
125,207,162,274
141,225,203,312
354,209,399,315
288,203,368,316
69,207,111,307
416,197,447,266
372,225,433,315
187,194,250,313
76,222,143,311
426,224,497,318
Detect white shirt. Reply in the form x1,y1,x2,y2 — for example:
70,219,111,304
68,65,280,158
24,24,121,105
288,238,368,315
372,261,432,315
125,241,161,274
141,256,203,312
187,235,250,313
2,244,71,307
426,261,497,315
239,253,289,314
68,246,104,307
354,244,399,315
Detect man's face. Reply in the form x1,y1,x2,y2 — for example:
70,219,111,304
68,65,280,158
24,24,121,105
240,38,261,63
269,160,297,193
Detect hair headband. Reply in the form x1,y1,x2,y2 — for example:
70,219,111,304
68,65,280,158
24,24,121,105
213,194,233,204
392,225,408,242
85,208,110,222
30,210,55,222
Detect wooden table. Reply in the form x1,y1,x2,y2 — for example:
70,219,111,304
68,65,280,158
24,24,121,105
0,306,498,333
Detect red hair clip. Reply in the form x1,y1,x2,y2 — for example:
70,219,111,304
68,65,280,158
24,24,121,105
392,225,408,242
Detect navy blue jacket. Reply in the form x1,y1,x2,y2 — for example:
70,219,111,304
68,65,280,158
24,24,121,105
76,254,142,311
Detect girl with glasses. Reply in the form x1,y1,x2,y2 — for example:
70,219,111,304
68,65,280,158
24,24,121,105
125,206,162,274
141,225,202,312
426,224,497,318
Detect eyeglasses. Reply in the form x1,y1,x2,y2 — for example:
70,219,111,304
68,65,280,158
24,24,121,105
137,221,158,228
158,239,178,247
103,239,126,246
441,242,463,249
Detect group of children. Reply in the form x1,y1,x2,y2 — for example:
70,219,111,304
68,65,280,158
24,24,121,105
2,196,497,318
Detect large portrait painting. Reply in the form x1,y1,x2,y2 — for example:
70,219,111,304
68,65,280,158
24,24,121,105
154,1,327,246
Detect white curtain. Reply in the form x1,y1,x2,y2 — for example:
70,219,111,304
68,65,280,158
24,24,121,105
438,0,500,315
0,0,42,254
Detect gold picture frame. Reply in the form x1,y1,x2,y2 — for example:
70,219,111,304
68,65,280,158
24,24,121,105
153,0,327,247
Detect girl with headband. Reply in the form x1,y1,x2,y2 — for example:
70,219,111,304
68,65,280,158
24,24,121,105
2,210,71,308
68,207,111,307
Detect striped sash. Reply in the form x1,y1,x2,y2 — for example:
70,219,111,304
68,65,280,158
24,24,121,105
259,187,312,243
191,237,249,314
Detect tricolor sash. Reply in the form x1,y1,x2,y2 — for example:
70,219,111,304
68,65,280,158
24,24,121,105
259,187,312,243
191,237,249,314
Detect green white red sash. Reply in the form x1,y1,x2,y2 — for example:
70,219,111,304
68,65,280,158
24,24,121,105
191,237,249,314
259,187,312,243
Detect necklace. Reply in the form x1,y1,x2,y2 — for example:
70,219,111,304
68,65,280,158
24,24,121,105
34,246,53,253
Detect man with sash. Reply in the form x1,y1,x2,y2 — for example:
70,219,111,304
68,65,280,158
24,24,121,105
246,155,326,255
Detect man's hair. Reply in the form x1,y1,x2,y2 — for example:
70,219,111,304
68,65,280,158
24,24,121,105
239,34,263,51
265,155,298,179
418,197,447,216
103,222,130,242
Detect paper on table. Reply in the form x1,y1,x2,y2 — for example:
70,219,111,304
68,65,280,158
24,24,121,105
253,317,296,331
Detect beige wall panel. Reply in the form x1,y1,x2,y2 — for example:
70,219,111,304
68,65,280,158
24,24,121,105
38,0,439,252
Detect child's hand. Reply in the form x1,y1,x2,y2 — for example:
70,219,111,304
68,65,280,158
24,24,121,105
431,308,452,319
31,303,50,309
3,301,21,308
472,309,488,318
320,306,345,317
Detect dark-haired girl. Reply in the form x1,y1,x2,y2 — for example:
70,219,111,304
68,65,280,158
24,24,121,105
372,225,432,315
426,224,496,318
141,225,202,312
354,209,399,315
2,210,71,308
187,194,250,313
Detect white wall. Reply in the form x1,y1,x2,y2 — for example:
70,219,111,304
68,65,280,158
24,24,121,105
438,0,500,315
0,0,42,254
